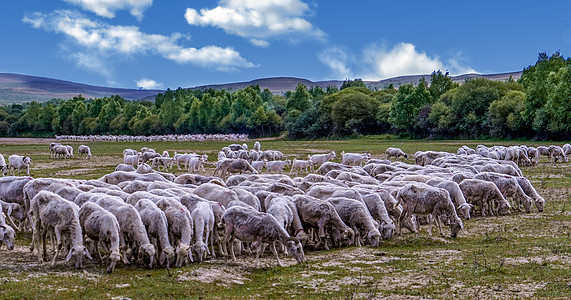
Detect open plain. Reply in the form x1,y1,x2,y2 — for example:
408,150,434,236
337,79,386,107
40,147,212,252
0,137,569,299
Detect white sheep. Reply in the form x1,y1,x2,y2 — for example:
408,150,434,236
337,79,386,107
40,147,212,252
341,152,371,166
134,199,175,267
385,147,408,160
95,196,156,268
0,212,16,251
79,202,123,273
78,145,92,159
191,202,215,262
30,191,92,268
308,151,336,170
8,155,32,176
156,198,194,267
327,197,381,247
290,159,313,174
0,153,7,176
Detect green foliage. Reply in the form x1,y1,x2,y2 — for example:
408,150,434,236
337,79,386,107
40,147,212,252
340,78,366,90
429,70,457,102
331,92,380,135
488,90,526,138
389,80,430,135
286,83,312,113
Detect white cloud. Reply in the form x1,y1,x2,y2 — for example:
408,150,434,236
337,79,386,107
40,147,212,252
362,43,443,80
318,47,353,79
63,0,153,20
185,0,325,46
136,78,164,90
319,42,476,80
22,10,256,73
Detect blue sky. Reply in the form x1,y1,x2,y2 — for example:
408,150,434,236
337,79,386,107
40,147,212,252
1,0,569,90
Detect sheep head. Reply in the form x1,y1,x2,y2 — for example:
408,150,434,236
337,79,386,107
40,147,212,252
160,246,175,267
139,243,156,269
450,218,463,238
175,244,191,267
534,197,545,212
107,249,121,273
285,237,305,264
457,203,472,220
379,221,395,240
193,242,208,262
66,244,92,270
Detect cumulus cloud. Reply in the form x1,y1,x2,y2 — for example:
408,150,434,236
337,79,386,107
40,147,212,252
318,47,353,79
318,42,476,80
185,0,325,46
63,0,153,20
22,10,256,73
136,78,164,90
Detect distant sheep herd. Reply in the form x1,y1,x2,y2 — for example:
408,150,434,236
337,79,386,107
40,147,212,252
0,139,569,273
55,134,248,142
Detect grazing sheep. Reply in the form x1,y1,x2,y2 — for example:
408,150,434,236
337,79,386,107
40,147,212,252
385,147,408,160
95,196,156,268
459,179,511,216
156,198,194,267
191,202,215,262
193,183,240,207
151,157,174,171
548,145,568,163
30,191,92,268
53,145,71,159
396,184,463,238
426,179,472,220
515,176,545,212
124,153,141,168
474,172,533,213
134,199,175,267
8,155,32,176
327,197,381,247
222,206,305,266
0,199,24,230
214,159,258,178
99,171,168,185
0,213,15,250
341,152,371,166
292,195,354,250
78,145,92,159
141,151,162,164
361,193,395,240
79,202,123,273
49,142,62,158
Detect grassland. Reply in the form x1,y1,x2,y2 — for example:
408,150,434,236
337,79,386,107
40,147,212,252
0,136,569,299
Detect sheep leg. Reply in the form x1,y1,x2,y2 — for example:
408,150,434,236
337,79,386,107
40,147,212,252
51,226,62,266
271,242,283,267
254,238,264,265
435,215,445,237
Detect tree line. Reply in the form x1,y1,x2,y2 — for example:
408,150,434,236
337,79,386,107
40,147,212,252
1,52,569,140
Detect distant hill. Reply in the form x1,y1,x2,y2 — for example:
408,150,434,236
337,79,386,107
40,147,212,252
0,73,164,104
0,71,522,104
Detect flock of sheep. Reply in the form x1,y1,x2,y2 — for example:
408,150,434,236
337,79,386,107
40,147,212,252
0,140,568,274
55,134,248,143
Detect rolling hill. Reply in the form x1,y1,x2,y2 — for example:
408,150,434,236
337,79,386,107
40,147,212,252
0,71,522,104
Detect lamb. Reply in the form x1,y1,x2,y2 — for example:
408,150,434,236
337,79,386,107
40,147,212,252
190,202,215,262
385,147,408,160
0,153,7,176
459,179,511,216
123,149,137,156
361,193,395,240
254,141,261,152
327,197,381,247
396,184,463,238
78,145,92,159
292,195,354,250
221,206,305,266
8,155,32,176
180,194,226,256
290,159,312,174
251,160,266,173
187,155,208,173
156,198,194,267
95,196,156,268
266,160,292,174
0,213,15,250
341,152,371,166
141,151,162,164
124,153,141,167
151,157,174,171
548,145,568,163
308,151,336,170
78,202,123,273
474,172,533,213
515,176,545,212
134,199,175,267
49,142,62,158
30,191,92,268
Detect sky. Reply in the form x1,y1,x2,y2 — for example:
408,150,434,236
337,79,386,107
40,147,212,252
1,0,570,90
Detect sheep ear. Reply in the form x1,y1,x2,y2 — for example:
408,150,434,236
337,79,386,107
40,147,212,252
66,248,75,261
84,248,93,260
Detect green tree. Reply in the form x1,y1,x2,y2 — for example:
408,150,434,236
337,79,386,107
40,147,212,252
488,90,526,138
544,65,571,137
286,83,311,113
429,70,457,102
389,80,430,135
331,92,380,135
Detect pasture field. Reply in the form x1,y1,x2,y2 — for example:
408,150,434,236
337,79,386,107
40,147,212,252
0,137,570,299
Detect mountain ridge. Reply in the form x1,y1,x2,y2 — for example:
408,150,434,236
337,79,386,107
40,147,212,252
0,71,522,104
